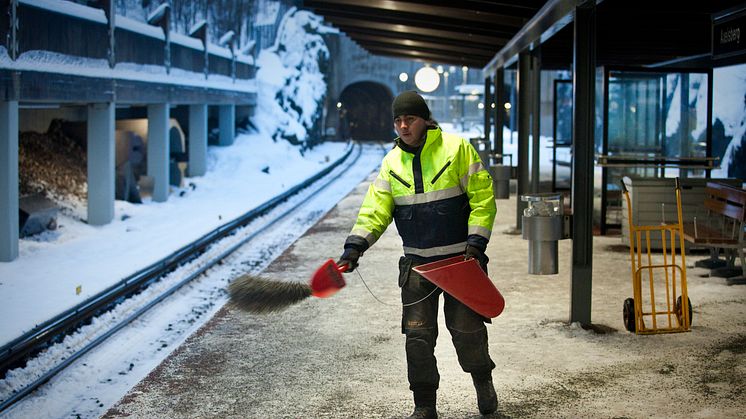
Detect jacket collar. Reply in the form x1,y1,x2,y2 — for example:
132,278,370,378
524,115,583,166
395,125,442,154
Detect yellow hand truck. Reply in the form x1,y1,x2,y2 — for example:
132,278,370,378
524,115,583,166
620,178,692,334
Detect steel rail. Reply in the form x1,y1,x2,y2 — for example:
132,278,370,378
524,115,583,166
0,142,362,413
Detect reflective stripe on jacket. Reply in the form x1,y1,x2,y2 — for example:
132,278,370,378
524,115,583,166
347,126,496,261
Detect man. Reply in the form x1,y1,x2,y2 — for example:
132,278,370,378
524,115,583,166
338,91,498,418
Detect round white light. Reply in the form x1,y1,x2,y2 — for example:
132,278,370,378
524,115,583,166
490,103,496,109
504,102,512,110
414,66,440,93
477,103,484,110
336,102,342,109
399,72,408,82
436,65,444,74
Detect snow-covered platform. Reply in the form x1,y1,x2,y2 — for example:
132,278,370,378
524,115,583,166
104,176,746,418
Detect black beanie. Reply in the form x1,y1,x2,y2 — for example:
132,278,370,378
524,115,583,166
392,90,430,120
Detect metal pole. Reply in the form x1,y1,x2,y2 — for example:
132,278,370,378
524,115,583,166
706,69,713,178
600,67,609,235
494,67,505,156
570,2,596,326
679,73,690,179
517,52,531,229
484,75,491,147
530,48,541,193
552,79,558,190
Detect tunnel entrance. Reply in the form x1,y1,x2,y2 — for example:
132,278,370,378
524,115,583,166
338,82,393,142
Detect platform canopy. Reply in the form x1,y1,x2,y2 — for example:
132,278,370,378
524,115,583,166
302,0,746,71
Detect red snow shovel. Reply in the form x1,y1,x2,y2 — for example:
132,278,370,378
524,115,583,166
309,259,348,298
413,256,505,318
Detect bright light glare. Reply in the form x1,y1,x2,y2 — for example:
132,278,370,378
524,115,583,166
399,72,408,82
414,66,440,92
504,102,512,110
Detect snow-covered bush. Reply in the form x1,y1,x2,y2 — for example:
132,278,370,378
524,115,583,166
252,8,337,150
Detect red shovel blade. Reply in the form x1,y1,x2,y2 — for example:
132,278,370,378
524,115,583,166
413,256,505,318
309,259,347,298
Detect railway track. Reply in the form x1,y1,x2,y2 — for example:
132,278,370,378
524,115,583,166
0,142,369,414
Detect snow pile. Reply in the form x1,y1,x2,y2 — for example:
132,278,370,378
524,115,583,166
18,122,88,209
252,8,337,150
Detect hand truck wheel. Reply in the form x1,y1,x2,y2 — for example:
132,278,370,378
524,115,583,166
623,297,636,332
675,296,693,327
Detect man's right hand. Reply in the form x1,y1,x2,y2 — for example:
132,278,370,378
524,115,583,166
337,247,361,273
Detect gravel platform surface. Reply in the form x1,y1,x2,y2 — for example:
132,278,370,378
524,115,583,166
105,174,746,418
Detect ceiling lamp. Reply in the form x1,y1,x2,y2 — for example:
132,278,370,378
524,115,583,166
414,66,440,93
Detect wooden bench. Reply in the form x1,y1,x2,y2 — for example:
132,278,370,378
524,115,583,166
682,182,746,285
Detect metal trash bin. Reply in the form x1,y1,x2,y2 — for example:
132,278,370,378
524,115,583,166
521,193,564,275
489,154,512,199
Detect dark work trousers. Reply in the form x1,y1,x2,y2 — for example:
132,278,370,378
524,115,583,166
398,256,495,403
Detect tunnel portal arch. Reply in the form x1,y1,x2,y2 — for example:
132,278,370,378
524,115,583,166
337,81,394,142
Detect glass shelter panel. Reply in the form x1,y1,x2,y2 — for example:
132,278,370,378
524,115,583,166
553,79,572,191
599,69,711,233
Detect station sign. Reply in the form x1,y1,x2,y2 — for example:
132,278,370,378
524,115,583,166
713,8,746,59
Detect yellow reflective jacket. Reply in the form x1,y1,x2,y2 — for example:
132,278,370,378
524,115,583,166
346,126,496,261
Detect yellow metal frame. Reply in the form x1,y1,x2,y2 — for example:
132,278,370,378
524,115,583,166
622,180,691,334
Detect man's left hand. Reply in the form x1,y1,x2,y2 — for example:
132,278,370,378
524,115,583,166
464,244,485,261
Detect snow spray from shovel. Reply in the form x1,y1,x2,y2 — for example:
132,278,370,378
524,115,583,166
228,259,347,313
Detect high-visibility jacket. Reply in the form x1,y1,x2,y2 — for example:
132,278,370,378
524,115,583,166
345,126,496,261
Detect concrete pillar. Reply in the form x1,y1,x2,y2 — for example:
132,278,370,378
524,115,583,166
188,104,207,177
0,101,19,262
148,103,170,202
218,104,235,146
87,103,115,225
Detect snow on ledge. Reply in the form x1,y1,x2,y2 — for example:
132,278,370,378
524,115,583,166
171,32,205,51
0,47,256,94
116,15,166,41
21,0,107,24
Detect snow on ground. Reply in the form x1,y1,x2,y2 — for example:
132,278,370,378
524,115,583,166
0,6,337,348
0,141,385,419
0,134,351,346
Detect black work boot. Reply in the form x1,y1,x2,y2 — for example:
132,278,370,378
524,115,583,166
406,406,438,419
472,375,498,415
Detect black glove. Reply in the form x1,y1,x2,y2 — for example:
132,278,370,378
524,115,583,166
337,247,361,273
464,244,485,262
465,244,489,273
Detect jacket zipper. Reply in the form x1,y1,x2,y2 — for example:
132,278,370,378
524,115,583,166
430,161,451,184
389,170,411,189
